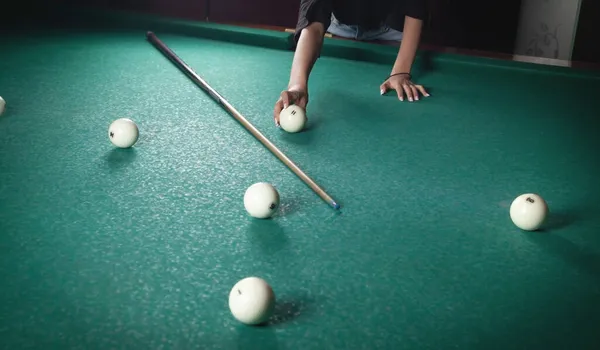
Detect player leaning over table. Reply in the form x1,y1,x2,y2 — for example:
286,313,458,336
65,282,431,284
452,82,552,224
274,0,430,125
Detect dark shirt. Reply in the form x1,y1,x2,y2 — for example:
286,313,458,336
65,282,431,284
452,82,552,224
295,0,427,41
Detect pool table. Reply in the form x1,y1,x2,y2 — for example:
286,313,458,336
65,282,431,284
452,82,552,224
1,7,599,350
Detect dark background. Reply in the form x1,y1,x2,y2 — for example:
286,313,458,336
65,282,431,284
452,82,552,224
8,0,600,64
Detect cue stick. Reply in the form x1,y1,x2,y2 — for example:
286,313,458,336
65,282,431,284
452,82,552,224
146,31,340,210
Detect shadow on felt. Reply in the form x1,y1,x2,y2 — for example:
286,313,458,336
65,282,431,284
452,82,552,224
541,210,579,231
278,126,316,145
309,90,379,121
104,147,137,171
524,229,600,281
277,109,322,145
267,293,315,326
274,196,303,217
414,50,437,77
246,219,288,255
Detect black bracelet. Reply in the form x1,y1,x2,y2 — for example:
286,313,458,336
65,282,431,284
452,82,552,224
388,72,411,80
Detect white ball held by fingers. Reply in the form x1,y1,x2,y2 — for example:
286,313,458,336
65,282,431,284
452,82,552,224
510,193,548,231
0,96,6,116
229,277,276,325
279,104,307,133
244,182,280,219
108,118,139,148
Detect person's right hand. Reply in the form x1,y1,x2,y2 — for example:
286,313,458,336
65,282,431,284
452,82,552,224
273,86,308,127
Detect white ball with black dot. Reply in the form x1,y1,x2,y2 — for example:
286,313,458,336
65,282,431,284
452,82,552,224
229,277,276,325
510,193,548,231
279,104,307,133
108,118,139,148
0,96,6,116
243,182,280,219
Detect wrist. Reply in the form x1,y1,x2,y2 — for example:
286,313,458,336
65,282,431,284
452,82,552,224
288,81,307,92
388,72,411,80
391,63,411,75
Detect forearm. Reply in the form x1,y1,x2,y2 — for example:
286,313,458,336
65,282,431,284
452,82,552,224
289,23,325,90
391,16,423,74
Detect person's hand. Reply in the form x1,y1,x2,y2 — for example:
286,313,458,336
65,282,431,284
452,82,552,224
274,85,308,127
380,73,429,102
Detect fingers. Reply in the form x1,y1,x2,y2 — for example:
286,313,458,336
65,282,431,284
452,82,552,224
381,73,431,102
415,84,430,97
380,80,402,100
274,99,283,118
380,81,389,96
402,84,414,102
384,82,430,102
273,91,291,127
395,85,404,101
280,91,291,109
295,95,308,110
274,90,309,127
273,98,284,126
383,79,415,102
410,85,419,101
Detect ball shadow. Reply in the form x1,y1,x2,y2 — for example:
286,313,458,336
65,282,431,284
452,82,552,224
540,211,578,231
235,323,279,349
267,293,315,326
524,231,600,281
302,113,321,132
104,147,138,172
274,197,303,217
278,117,319,145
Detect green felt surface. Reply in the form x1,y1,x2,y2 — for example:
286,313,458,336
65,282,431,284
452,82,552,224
1,10,600,350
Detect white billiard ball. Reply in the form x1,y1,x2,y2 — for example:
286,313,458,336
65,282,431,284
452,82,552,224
510,193,548,231
279,104,307,133
0,96,6,116
229,277,276,325
108,118,139,148
243,182,280,219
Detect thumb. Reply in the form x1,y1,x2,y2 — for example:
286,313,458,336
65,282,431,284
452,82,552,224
298,95,308,109
380,81,390,95
281,92,291,109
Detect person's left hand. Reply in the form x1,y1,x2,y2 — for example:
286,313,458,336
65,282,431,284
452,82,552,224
380,73,429,102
